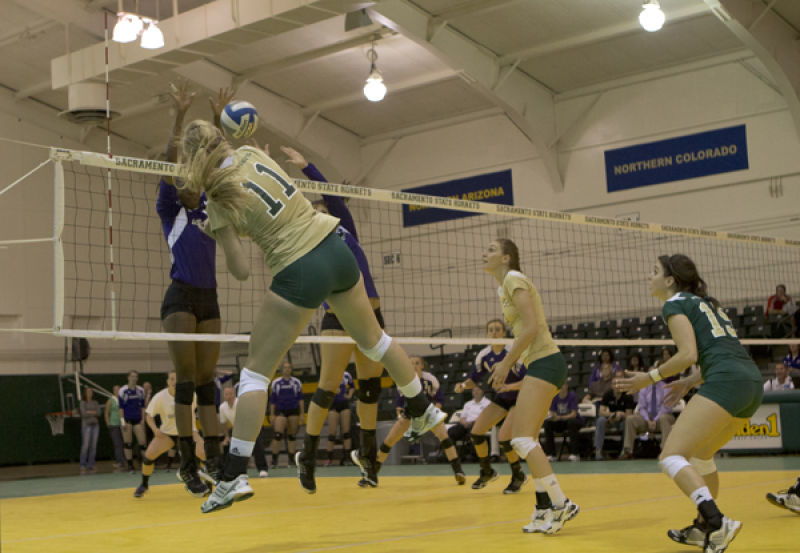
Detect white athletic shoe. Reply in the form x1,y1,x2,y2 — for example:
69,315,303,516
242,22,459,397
258,470,269,478
766,488,800,514
667,518,706,547
404,404,446,443
543,499,580,535
703,517,741,553
522,508,551,533
200,474,254,514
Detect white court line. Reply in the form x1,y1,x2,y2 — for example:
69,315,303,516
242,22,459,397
1,475,791,546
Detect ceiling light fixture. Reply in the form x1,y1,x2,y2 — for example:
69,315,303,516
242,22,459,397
112,0,164,49
363,43,387,102
639,0,666,32
140,20,164,49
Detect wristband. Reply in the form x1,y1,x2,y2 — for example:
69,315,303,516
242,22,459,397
648,368,663,383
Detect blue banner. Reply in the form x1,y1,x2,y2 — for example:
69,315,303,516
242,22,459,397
605,125,749,192
401,169,513,227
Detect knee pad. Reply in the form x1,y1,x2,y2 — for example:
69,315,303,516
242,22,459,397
659,455,691,479
124,442,133,449
690,457,717,476
470,434,487,446
499,440,513,453
195,381,216,406
342,432,351,440
311,388,336,409
379,443,392,454
358,331,392,362
287,434,296,442
174,381,195,406
332,438,343,446
273,433,284,443
510,437,539,459
440,438,454,450
142,457,155,466
239,368,270,396
357,377,382,404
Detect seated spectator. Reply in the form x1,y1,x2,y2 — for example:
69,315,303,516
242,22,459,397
589,348,622,384
619,377,675,459
593,387,634,461
627,353,645,374
583,362,614,404
766,284,793,316
784,343,800,371
767,285,796,337
764,362,795,391
447,386,490,445
543,382,582,462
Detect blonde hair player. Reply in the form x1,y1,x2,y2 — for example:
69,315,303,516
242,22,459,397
616,255,763,553
483,238,579,535
174,120,446,513
134,372,206,498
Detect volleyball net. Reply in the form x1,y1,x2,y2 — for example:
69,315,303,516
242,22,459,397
2,145,800,357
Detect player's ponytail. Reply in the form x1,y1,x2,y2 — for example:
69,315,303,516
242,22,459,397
496,238,521,272
180,120,250,225
658,254,721,310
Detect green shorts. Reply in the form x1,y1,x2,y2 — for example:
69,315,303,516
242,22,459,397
697,378,764,419
270,232,361,309
525,352,568,389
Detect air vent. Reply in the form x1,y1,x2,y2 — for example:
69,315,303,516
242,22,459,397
58,83,118,124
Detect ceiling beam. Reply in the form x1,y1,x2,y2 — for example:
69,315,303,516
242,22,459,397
369,0,564,192
14,80,52,101
11,0,104,41
500,3,712,65
431,0,521,22
0,18,58,48
705,0,800,140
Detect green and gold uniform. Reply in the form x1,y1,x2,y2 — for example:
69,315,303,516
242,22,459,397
207,146,360,308
499,270,566,388
662,292,763,418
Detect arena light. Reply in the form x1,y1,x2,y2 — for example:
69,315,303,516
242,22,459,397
639,0,666,32
140,20,164,49
112,13,141,43
363,44,387,102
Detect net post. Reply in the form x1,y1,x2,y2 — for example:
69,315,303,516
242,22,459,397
53,160,65,331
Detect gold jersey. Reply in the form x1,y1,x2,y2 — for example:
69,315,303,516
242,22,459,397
207,146,338,275
498,270,559,366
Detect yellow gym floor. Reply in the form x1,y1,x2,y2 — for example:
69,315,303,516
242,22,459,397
2,463,799,553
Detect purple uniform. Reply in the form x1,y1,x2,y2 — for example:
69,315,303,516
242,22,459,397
271,377,303,411
397,372,442,413
118,385,146,422
302,164,379,300
156,179,216,289
334,372,355,403
470,346,526,408
549,391,581,421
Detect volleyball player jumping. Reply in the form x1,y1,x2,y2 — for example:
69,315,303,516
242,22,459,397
172,120,445,513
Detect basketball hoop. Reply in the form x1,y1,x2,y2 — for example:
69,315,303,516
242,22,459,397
45,411,71,436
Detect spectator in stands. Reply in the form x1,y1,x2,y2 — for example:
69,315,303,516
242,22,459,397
583,361,615,404
269,361,304,468
766,284,793,317
542,382,582,462
104,384,127,472
79,387,100,474
763,362,795,391
784,343,800,371
593,387,634,461
627,353,645,374
619,376,675,459
447,386,490,446
220,385,269,477
766,285,796,337
589,349,622,384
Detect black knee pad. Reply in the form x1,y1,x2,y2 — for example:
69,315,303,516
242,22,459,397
379,443,392,454
440,438,454,450
357,377,382,404
274,433,284,443
342,432,351,440
332,438,343,445
174,381,195,406
311,388,336,409
471,434,487,446
287,434,296,442
195,381,216,406
124,442,133,449
499,440,513,453
142,457,155,465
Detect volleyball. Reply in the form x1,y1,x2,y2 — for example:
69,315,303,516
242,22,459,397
220,100,259,139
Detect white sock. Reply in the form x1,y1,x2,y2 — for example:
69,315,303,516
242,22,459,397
534,478,546,493
690,486,714,506
229,438,255,458
541,473,567,507
397,377,422,398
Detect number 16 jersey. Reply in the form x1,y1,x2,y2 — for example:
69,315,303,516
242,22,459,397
662,292,760,383
207,146,338,275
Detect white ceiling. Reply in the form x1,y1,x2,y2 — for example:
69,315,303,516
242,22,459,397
1,0,799,177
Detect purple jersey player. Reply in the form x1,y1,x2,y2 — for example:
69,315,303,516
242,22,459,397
269,361,305,467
